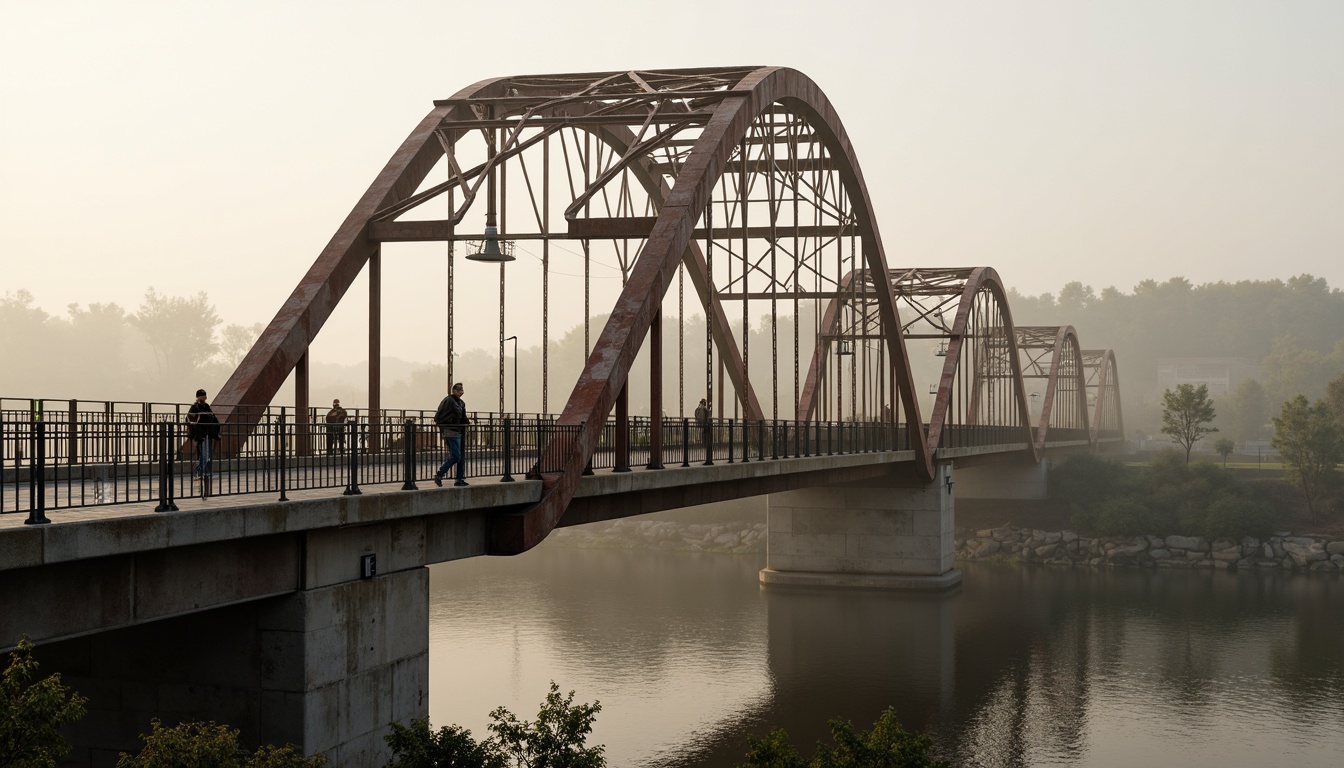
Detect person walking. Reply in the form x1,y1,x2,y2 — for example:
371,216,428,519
433,383,469,487
694,397,712,454
187,388,221,481
325,398,348,455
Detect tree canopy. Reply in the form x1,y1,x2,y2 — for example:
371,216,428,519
1161,384,1218,464
1271,395,1344,523
1,637,88,768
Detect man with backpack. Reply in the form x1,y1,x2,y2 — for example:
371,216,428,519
433,383,469,487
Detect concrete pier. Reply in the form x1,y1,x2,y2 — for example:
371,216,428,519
761,463,961,589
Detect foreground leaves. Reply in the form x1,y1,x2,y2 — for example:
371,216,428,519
0,637,87,768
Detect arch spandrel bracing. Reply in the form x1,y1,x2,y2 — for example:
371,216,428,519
213,66,1124,555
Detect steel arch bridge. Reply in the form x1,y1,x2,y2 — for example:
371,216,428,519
216,66,1123,554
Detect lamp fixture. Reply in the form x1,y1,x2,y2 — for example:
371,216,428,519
466,225,515,263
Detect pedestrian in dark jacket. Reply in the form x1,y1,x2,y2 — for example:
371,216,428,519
187,388,220,480
695,397,712,454
433,383,469,486
325,399,348,455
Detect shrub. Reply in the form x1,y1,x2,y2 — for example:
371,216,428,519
1196,496,1277,541
116,720,326,768
1,637,87,768
384,682,602,768
736,707,949,768
1050,454,1132,506
1080,498,1159,537
383,720,503,768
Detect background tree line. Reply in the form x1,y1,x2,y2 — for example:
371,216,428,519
1009,274,1344,440
0,288,261,405
9,273,1344,433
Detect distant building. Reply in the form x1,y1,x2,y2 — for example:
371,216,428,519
1155,357,1257,397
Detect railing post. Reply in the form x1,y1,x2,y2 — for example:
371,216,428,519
803,419,810,457
401,419,418,491
154,421,177,513
758,420,765,462
26,421,51,525
612,413,629,474
501,418,515,482
727,418,734,464
68,399,78,465
771,420,779,460
703,418,714,466
278,410,289,502
681,418,690,467
343,421,361,495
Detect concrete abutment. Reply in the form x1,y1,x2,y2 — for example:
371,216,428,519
41,567,428,767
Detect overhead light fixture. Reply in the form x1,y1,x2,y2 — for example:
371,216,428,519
466,131,514,263
466,225,515,263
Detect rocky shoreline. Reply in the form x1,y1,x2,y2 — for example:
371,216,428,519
546,518,766,554
544,517,1344,576
956,527,1344,573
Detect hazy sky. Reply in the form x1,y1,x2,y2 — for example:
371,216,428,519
3,1,1342,366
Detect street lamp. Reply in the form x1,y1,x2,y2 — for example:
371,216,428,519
1029,392,1040,419
505,335,518,414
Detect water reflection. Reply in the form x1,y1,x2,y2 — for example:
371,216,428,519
429,548,1344,767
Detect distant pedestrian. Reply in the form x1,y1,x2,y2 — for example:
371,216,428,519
433,383,470,487
695,397,711,452
325,398,348,455
187,388,221,481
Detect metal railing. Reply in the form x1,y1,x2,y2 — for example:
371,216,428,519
2,401,928,520
3,397,1091,521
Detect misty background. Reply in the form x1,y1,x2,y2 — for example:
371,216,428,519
2,1,1341,440
5,272,1344,443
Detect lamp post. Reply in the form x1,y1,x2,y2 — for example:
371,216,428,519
505,335,518,414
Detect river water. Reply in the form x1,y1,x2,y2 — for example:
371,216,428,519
428,546,1344,767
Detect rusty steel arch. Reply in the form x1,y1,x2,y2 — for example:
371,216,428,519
214,66,1124,556
488,68,928,553
1011,326,1090,450
1082,349,1124,441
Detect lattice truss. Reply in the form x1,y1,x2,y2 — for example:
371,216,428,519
368,68,874,424
1081,350,1124,438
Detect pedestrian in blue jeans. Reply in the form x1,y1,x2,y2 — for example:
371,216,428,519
187,388,220,481
433,383,469,486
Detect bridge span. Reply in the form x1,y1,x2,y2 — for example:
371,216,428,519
1,66,1123,766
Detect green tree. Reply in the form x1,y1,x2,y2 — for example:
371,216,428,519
1325,371,1344,429
383,720,504,768
1271,395,1344,523
0,637,88,768
1161,384,1218,464
131,288,222,386
1214,437,1236,466
488,683,603,768
116,720,326,768
384,683,602,768
736,707,949,768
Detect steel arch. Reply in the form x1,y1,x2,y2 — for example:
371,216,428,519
490,67,929,553
211,66,1126,556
